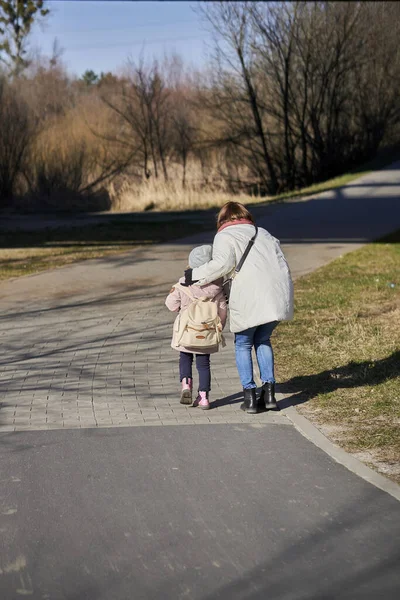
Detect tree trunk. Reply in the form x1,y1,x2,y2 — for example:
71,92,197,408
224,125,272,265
236,47,279,194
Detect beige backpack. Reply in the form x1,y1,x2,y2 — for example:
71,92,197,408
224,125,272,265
174,284,224,350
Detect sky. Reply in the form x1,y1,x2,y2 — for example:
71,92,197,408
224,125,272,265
29,1,215,78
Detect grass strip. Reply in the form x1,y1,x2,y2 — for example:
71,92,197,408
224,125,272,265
275,230,400,482
0,219,210,281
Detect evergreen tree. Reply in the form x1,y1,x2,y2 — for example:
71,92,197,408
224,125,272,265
81,69,99,86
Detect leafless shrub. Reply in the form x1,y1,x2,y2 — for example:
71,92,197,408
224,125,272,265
0,77,36,205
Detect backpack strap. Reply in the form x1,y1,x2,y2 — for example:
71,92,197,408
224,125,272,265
234,226,258,274
175,283,196,300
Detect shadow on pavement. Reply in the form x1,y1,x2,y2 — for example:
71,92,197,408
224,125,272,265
210,391,243,408
278,350,400,409
204,349,400,410
0,281,169,322
199,510,400,600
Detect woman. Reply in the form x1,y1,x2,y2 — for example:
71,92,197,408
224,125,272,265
184,202,294,414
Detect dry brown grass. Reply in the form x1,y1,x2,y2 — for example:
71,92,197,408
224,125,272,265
108,162,259,212
11,110,100,210
108,149,399,214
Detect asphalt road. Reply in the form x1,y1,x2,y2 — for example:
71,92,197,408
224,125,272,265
1,426,400,600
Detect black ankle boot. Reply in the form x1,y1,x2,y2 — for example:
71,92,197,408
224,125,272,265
257,392,267,412
260,382,279,411
240,388,258,414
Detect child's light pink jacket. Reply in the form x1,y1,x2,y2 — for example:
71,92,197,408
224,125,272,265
165,277,228,354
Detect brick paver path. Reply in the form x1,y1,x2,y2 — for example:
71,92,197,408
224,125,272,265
0,242,288,431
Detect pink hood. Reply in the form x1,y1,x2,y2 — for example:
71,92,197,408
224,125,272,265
177,277,222,300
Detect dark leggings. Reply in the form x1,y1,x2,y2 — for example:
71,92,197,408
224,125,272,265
179,352,211,392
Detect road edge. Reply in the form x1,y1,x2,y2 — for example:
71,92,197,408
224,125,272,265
279,399,400,502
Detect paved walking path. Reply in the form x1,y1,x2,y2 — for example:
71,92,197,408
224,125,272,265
0,162,400,599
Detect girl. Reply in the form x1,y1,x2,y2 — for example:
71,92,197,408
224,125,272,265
165,245,227,410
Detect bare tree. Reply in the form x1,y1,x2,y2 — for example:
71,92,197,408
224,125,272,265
99,58,173,182
0,77,36,203
250,2,301,189
197,0,279,193
352,2,400,156
197,1,400,192
0,0,49,77
171,95,196,188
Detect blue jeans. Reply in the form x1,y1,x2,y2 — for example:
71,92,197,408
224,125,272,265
234,322,278,389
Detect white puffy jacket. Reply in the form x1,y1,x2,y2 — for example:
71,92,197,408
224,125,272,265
191,223,294,333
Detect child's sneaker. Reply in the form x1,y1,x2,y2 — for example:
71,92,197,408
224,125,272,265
180,378,193,405
194,391,210,410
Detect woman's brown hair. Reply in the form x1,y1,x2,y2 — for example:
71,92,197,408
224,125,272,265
216,202,255,230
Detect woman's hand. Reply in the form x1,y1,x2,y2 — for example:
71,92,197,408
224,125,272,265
182,268,199,287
